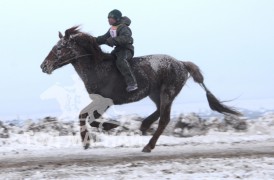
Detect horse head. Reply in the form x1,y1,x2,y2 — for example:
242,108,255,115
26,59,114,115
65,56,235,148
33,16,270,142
41,26,91,74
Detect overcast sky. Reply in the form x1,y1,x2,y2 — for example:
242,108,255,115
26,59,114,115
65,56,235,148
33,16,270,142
0,0,273,120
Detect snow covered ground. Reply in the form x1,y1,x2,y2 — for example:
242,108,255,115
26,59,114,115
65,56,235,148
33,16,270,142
0,113,274,179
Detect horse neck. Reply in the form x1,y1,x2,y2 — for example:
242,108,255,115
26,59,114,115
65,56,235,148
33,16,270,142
71,55,114,93
71,56,94,83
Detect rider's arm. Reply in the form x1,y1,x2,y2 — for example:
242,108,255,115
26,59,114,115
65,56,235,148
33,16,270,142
96,30,111,45
112,25,133,46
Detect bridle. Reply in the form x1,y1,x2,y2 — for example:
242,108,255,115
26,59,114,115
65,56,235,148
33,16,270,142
51,37,92,66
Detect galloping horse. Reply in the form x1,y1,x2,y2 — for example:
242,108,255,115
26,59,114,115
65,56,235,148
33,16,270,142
41,26,241,152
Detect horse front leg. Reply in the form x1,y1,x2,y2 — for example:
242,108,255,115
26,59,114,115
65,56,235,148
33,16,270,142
79,102,104,149
79,112,91,149
79,94,115,149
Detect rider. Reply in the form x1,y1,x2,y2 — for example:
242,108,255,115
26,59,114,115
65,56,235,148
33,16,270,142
96,9,138,92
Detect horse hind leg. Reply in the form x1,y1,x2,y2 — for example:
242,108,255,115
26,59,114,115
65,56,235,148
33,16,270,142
142,87,174,152
142,102,172,152
140,94,160,135
140,110,160,135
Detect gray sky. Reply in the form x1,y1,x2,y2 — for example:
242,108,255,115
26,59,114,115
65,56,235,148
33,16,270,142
0,0,274,119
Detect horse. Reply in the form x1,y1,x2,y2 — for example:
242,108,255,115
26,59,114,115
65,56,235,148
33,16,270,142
41,26,241,153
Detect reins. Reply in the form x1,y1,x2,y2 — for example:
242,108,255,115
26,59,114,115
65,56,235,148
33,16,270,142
51,39,92,65
57,54,92,66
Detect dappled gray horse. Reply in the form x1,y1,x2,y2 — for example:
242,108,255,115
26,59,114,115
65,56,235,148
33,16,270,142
41,26,241,152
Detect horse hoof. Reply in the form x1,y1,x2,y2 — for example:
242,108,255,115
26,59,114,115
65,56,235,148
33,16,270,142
141,131,147,136
142,146,151,153
140,128,148,136
83,143,90,150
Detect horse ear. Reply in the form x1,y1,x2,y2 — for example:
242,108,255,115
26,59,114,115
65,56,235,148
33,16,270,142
59,31,63,39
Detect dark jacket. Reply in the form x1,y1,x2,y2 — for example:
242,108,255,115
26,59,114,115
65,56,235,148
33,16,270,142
96,16,134,55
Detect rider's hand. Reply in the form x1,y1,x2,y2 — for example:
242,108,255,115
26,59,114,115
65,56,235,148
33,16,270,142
106,37,114,47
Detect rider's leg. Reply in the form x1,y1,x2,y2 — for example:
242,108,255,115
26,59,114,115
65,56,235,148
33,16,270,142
115,50,138,92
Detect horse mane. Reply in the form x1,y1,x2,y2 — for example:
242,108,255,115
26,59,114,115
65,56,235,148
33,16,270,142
65,26,81,38
65,26,114,63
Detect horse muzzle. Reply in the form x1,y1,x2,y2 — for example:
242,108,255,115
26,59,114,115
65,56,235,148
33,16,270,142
40,61,54,74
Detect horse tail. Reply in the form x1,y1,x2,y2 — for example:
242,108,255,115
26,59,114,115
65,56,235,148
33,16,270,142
182,61,242,116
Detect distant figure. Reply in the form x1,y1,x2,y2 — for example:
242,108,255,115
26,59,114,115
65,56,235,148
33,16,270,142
96,9,138,92
40,75,90,120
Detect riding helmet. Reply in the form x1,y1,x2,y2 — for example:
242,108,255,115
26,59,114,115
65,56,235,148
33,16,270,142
108,9,122,21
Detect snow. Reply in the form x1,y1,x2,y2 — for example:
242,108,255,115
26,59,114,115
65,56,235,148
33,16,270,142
15,156,272,180
147,54,172,72
0,113,274,179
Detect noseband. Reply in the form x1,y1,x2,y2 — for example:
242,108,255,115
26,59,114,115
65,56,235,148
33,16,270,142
51,38,92,66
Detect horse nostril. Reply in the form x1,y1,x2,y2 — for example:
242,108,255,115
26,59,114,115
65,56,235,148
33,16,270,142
40,63,48,73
